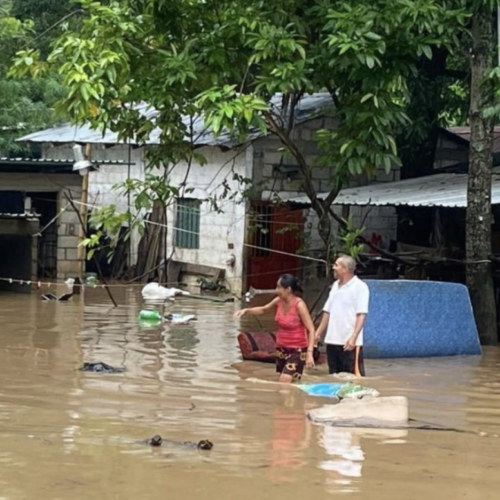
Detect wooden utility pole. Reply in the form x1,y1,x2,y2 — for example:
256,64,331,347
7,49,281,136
65,192,118,307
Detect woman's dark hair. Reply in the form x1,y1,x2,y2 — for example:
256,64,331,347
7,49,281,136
278,274,303,295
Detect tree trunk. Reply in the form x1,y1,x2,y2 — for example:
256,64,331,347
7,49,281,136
401,48,449,180
263,111,335,256
466,10,498,345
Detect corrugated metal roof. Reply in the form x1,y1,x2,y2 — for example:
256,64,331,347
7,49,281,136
17,94,333,147
0,157,129,165
289,173,500,208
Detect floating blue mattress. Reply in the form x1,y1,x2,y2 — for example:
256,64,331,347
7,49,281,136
363,280,481,358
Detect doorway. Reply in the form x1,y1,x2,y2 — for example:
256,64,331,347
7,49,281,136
246,202,304,289
29,192,58,278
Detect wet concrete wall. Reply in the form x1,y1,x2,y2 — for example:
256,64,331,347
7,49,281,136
166,145,252,295
42,143,145,266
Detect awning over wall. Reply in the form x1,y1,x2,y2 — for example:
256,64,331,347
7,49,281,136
289,173,500,208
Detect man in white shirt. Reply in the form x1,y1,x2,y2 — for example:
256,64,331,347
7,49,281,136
314,255,370,376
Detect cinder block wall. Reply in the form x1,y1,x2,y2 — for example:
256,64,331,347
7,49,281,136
253,117,399,255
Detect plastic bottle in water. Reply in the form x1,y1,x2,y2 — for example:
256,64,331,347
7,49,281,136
139,310,162,321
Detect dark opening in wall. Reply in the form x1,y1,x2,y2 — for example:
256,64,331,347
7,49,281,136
0,234,32,293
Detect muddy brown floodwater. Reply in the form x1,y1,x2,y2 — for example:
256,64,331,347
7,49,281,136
1,288,500,500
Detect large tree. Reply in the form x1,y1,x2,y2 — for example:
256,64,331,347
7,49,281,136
12,0,468,238
11,0,500,341
466,1,498,345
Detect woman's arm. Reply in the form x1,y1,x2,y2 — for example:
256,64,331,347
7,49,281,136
234,297,280,318
296,300,316,368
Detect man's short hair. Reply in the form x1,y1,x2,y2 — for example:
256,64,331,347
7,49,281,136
336,254,356,273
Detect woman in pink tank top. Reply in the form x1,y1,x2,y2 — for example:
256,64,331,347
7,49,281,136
234,274,316,383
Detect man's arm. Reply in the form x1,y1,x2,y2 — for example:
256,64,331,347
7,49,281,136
344,313,367,351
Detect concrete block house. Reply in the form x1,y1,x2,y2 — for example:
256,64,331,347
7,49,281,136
17,95,402,294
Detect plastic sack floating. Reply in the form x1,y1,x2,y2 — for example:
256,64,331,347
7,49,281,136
298,382,380,399
165,313,196,324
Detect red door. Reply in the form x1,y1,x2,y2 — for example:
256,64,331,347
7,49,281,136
246,202,304,290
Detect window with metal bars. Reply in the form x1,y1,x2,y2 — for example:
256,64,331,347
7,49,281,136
175,198,201,249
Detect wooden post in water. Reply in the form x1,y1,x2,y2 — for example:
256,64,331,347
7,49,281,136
77,144,91,280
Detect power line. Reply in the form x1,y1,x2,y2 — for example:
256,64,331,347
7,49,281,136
0,263,308,289
71,199,318,263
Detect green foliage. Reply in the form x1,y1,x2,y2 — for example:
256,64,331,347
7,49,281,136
9,0,499,256
0,0,71,154
0,77,65,153
0,1,31,71
84,204,131,261
198,85,268,138
9,0,470,173
338,216,365,260
119,175,184,210
11,0,80,57
79,232,102,260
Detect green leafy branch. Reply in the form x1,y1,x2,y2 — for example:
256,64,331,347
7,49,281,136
338,216,365,260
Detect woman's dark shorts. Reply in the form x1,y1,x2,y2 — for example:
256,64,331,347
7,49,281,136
275,347,307,380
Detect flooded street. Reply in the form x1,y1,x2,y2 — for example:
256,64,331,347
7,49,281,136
1,288,500,500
